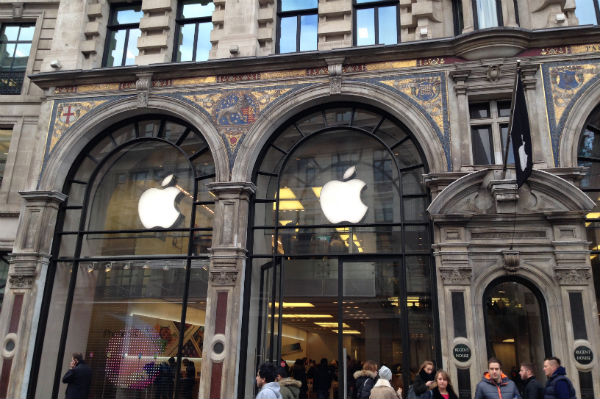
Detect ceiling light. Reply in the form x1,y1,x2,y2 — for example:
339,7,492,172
282,314,333,318
312,187,322,198
105,262,112,272
332,330,361,334
315,322,350,328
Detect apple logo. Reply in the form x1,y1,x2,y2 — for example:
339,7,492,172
138,174,183,229
319,166,368,223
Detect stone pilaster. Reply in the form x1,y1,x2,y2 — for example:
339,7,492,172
520,63,551,168
0,191,66,399
318,0,352,50
199,182,255,399
450,69,471,170
136,0,176,65
212,0,258,59
257,0,275,56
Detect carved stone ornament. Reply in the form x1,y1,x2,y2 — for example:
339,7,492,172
503,250,520,273
486,65,500,81
137,91,149,108
13,4,23,18
439,268,472,285
210,271,238,286
327,58,344,95
9,274,34,289
136,73,152,108
555,268,592,285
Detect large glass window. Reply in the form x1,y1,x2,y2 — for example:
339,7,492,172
578,103,600,326
354,0,399,46
470,100,513,165
277,0,318,53
0,127,12,186
0,253,8,313
104,4,142,67
474,0,502,29
484,278,550,383
0,24,35,94
32,116,215,399
246,105,435,398
174,0,214,62
575,0,600,25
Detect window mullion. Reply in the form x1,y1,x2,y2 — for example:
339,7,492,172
121,28,130,66
193,22,200,61
296,14,301,52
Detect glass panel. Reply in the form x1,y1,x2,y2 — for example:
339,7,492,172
112,123,137,146
394,139,422,168
261,145,287,176
299,14,317,51
19,25,35,41
378,6,398,45
272,125,303,153
63,207,83,232
0,128,11,185
579,127,600,158
88,135,116,161
406,255,434,373
324,108,352,126
182,0,215,18
114,6,143,24
279,16,297,53
138,120,161,137
12,43,30,68
591,256,600,328
195,22,213,61
253,228,275,254
353,109,381,132
579,160,600,190
500,124,514,165
192,230,212,255
377,119,409,147
296,112,325,135
405,225,430,251
177,23,196,62
194,203,214,229
469,102,490,119
0,44,16,68
484,282,546,381
80,231,191,257
281,0,318,12
163,122,188,144
476,0,499,28
259,261,275,364
107,30,126,67
197,177,216,202
357,8,375,46
498,100,512,118
402,166,426,195
471,125,494,164
125,28,140,65
0,254,9,312
342,260,404,393
403,197,428,222
2,26,20,41
575,0,598,25
58,259,192,399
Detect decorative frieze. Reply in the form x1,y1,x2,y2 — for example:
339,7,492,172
555,268,592,285
8,275,34,289
439,267,472,285
210,271,238,286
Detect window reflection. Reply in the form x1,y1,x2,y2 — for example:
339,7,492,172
175,0,214,62
355,1,398,46
278,1,318,53
575,0,599,25
105,4,142,67
475,0,500,29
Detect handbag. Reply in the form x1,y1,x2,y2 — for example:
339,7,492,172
407,385,432,399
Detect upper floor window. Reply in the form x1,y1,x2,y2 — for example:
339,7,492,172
354,0,399,46
474,0,502,29
470,100,513,165
453,0,464,35
0,127,11,186
575,0,600,25
277,0,318,53
104,3,142,67
0,24,35,95
174,0,214,62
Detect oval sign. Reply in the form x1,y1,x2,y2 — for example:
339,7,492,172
453,344,471,362
574,346,593,365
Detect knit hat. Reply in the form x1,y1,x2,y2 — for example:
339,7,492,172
378,365,392,381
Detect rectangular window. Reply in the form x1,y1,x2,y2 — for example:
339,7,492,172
174,0,215,62
575,0,600,25
104,3,142,67
0,127,11,186
0,24,35,94
469,100,513,165
277,0,318,53
354,0,399,46
473,0,502,29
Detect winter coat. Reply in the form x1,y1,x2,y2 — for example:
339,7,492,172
522,376,543,399
544,367,576,399
431,387,459,399
62,361,92,399
474,372,521,399
354,369,378,399
257,381,283,399
314,364,333,392
279,377,302,399
369,378,400,399
291,365,308,398
413,369,435,395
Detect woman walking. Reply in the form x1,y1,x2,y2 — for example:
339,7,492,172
430,370,458,399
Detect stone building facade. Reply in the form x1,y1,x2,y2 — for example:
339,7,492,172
0,0,600,398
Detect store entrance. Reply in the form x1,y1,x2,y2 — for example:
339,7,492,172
259,257,408,398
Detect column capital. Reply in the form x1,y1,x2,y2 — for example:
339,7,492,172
450,69,471,95
19,190,67,205
207,181,256,198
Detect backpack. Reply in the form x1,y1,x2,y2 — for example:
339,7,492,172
407,385,433,399
357,377,374,399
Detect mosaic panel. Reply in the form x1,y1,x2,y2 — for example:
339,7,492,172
542,59,600,166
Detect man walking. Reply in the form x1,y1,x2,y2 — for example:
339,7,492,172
518,363,542,399
62,353,92,399
543,357,576,399
474,357,521,399
256,362,283,399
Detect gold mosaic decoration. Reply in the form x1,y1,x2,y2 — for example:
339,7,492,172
546,63,600,124
50,100,108,153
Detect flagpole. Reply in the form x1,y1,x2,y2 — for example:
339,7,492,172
502,59,521,177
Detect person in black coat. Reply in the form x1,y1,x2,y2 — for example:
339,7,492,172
519,363,543,399
413,361,435,397
431,370,458,399
292,358,308,399
62,353,92,399
313,358,333,399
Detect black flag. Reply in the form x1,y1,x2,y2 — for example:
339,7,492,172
508,73,533,187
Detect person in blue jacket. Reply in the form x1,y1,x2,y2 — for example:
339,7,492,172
474,357,521,399
542,357,576,399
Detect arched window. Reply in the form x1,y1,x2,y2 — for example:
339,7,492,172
244,104,436,395
32,116,215,399
577,103,600,327
483,277,550,380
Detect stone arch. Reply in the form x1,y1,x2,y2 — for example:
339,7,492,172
559,78,600,167
38,95,227,192
232,81,448,182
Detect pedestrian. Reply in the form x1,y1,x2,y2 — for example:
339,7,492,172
542,357,576,399
257,362,283,399
291,358,308,399
369,365,401,399
518,363,543,399
313,358,332,399
430,370,458,399
474,357,521,399
411,360,435,398
353,360,378,399
62,352,92,399
278,366,302,399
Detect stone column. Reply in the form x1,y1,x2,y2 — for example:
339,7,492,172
212,0,259,58
199,182,255,399
520,64,551,169
0,191,66,399
449,70,471,171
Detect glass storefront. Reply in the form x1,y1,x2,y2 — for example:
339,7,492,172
0,253,8,313
246,104,437,397
32,116,214,399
